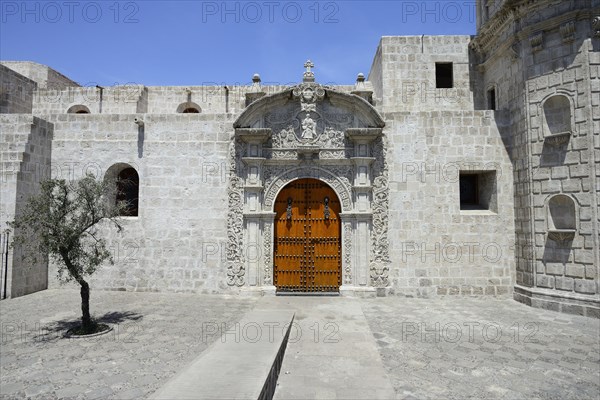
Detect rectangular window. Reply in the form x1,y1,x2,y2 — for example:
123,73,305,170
435,62,453,88
488,88,496,110
460,171,497,212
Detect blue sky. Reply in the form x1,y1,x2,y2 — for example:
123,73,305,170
1,1,477,86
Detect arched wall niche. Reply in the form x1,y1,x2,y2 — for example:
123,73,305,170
67,104,91,114
547,194,577,231
176,101,202,114
542,94,573,137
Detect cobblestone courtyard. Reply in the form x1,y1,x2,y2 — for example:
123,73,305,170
0,290,256,399
0,290,598,399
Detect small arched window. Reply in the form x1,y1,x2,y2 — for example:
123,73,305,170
176,101,202,114
67,105,91,114
105,164,139,217
116,168,139,216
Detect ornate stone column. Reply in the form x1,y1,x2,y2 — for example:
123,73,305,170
235,128,276,295
340,128,383,296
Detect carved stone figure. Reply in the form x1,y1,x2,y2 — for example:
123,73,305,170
301,115,317,139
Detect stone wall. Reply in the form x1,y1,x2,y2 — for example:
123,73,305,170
370,35,475,113
472,0,600,317
33,85,146,115
0,1,597,318
0,61,78,89
46,114,234,293
30,83,355,117
0,64,36,114
385,110,515,297
0,115,52,297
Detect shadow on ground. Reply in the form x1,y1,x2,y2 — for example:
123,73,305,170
30,311,143,343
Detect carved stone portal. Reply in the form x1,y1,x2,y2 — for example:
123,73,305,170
227,76,388,295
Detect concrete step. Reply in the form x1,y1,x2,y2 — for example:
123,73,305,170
151,308,295,400
268,297,397,400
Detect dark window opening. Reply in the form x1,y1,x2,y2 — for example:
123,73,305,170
459,174,479,207
67,105,91,114
488,88,496,110
182,107,200,113
116,167,139,216
436,62,453,88
459,171,497,212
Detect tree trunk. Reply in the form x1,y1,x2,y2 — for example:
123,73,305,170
79,279,93,331
59,248,94,332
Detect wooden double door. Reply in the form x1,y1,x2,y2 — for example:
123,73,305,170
274,179,342,292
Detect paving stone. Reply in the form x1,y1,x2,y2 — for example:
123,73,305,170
1,291,599,399
0,290,256,400
0,381,24,395
55,384,87,398
362,297,600,399
114,386,146,400
85,386,114,400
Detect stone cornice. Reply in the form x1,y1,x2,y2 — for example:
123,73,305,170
235,128,271,142
471,0,596,51
474,6,597,67
471,0,527,54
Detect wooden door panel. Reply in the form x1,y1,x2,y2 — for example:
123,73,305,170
274,179,341,292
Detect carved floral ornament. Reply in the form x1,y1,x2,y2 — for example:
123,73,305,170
370,262,389,288
227,69,389,288
530,32,543,52
560,21,575,42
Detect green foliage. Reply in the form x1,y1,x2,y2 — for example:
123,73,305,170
9,173,127,284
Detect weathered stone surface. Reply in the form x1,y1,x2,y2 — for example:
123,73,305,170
0,0,597,318
4,290,597,399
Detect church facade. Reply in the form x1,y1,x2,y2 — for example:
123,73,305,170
1,0,599,317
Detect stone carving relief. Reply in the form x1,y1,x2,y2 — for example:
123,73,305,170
369,262,389,287
344,223,352,284
267,84,353,151
560,21,575,42
226,139,246,287
371,137,390,265
270,125,347,149
320,150,347,159
529,32,543,52
263,165,353,211
228,74,387,289
263,224,272,285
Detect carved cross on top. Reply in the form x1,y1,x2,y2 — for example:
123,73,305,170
304,60,314,73
303,59,315,82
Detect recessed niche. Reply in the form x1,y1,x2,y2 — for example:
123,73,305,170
67,104,91,114
547,194,576,242
176,101,202,114
542,95,572,146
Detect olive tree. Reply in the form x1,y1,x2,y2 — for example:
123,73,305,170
10,173,131,334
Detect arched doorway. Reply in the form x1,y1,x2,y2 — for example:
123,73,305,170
273,178,342,292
